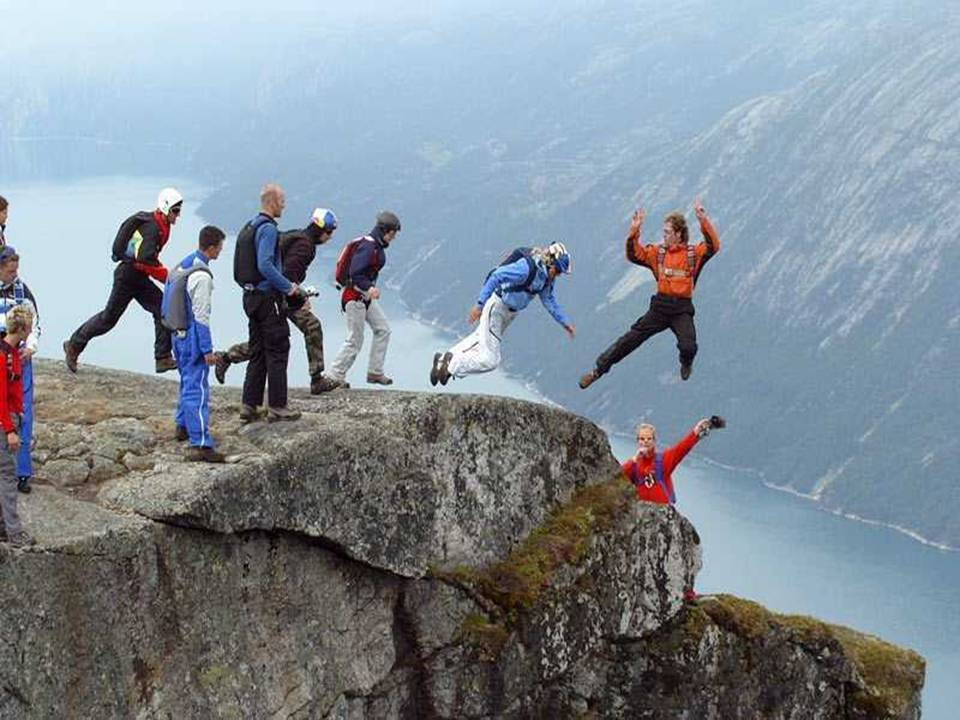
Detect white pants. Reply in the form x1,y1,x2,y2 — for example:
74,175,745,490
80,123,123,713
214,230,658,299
447,295,517,378
328,299,391,380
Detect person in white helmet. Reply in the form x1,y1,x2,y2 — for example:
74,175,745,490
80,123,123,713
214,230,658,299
64,187,184,374
431,243,575,386
214,208,339,394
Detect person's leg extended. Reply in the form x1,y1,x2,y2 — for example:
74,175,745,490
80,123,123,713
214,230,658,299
365,300,391,378
327,300,366,382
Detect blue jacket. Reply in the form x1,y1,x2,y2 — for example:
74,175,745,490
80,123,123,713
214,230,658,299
348,227,389,292
477,258,571,328
252,215,293,294
178,250,214,354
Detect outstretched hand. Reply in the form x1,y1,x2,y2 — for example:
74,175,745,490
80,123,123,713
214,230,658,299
629,207,646,234
693,197,707,221
468,305,482,324
694,417,712,437
564,324,576,340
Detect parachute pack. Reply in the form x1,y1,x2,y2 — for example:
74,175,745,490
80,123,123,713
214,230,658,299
110,211,153,262
485,246,539,295
233,215,275,287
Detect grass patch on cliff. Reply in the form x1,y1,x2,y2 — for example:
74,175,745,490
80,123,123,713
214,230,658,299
460,613,511,660
472,478,633,612
700,595,924,717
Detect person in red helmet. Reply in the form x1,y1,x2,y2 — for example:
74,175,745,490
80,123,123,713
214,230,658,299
63,187,184,374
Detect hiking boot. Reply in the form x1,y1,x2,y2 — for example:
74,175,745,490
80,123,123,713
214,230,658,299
267,406,301,423
579,369,600,389
438,352,453,386
175,425,189,442
16,476,30,494
214,352,230,385
63,340,80,373
7,530,35,548
680,361,693,381
311,376,346,394
185,446,226,463
239,404,266,423
430,352,442,386
155,355,178,374
366,373,394,386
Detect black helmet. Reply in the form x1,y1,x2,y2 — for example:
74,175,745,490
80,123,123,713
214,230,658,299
375,210,401,233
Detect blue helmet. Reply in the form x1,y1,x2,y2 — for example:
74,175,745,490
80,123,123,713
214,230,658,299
311,207,338,231
547,242,571,274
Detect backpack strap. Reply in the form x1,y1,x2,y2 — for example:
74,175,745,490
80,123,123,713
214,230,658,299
657,245,666,280
687,245,697,287
653,453,676,505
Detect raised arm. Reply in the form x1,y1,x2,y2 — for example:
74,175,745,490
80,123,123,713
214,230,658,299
694,198,719,257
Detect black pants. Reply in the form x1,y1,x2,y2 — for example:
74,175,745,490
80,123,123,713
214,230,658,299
595,294,697,374
241,290,291,409
70,262,172,359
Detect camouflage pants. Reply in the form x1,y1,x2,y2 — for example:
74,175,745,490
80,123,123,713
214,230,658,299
226,304,324,379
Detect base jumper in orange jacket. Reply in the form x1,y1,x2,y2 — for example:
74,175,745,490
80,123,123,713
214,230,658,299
580,199,719,388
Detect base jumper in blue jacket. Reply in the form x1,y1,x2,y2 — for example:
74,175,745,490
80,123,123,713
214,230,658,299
167,226,226,463
431,243,575,386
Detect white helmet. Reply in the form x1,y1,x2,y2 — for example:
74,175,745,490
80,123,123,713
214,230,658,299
546,242,571,274
156,187,184,215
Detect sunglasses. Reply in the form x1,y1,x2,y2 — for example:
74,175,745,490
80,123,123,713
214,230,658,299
170,205,183,216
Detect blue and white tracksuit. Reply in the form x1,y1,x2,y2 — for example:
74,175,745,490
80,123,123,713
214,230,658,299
172,251,215,449
446,258,571,378
0,279,39,478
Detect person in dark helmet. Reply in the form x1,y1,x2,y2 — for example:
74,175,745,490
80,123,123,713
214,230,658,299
214,208,338,394
579,198,719,388
315,210,400,392
63,187,184,374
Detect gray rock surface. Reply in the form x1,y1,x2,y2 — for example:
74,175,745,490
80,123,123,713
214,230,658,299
0,360,924,719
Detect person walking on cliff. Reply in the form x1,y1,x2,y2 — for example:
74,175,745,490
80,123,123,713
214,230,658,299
0,305,37,547
314,210,401,392
579,198,719,388
233,184,306,422
0,247,41,493
430,243,575,386
214,208,338,394
163,226,227,463
63,188,184,375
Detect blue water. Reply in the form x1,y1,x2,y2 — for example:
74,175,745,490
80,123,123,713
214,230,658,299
8,177,957,718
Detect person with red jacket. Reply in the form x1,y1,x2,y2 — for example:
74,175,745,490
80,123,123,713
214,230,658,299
622,417,722,505
580,198,719,388
63,188,183,374
0,304,35,547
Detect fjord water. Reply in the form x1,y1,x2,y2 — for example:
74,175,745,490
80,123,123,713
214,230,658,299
11,176,957,718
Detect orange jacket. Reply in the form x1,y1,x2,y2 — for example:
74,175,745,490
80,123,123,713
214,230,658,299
626,216,719,298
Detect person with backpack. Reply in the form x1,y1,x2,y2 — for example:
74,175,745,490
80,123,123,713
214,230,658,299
0,304,37,547
63,187,184,374
0,247,41,493
164,226,227,463
430,243,574,386
315,210,401,392
233,184,306,422
579,199,719,389
214,208,338,394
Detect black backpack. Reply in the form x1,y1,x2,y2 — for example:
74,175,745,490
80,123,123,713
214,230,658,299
233,215,274,287
485,247,539,294
111,211,153,262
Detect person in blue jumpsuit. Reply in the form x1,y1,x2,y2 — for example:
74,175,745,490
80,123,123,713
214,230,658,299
166,226,227,463
0,246,40,492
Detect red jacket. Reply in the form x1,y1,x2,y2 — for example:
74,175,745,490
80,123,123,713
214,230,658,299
0,342,23,434
131,210,171,283
621,429,699,504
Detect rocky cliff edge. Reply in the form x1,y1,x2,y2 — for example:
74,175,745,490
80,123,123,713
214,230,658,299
0,360,924,719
